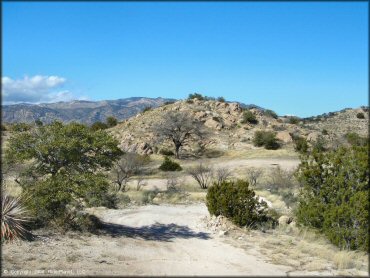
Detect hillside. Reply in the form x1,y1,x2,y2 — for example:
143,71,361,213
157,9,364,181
109,99,368,155
2,97,175,125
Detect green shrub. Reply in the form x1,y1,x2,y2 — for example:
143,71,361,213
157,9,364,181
295,145,369,251
241,110,258,124
159,148,175,156
356,112,365,119
159,157,182,171
264,109,278,119
106,116,118,127
253,131,280,150
206,180,277,228
344,132,367,147
288,116,300,124
322,129,328,135
91,121,108,131
293,136,308,154
188,93,204,100
142,106,152,113
217,96,226,102
10,123,32,132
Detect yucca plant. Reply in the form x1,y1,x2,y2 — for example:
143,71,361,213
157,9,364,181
1,192,32,242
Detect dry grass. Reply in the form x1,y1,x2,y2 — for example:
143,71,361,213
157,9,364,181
224,148,298,159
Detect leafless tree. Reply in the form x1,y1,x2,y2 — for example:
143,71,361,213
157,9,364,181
246,167,263,187
187,163,213,189
112,153,147,191
151,111,208,159
214,167,232,185
135,175,147,191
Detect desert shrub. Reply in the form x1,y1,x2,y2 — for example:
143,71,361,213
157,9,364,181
288,116,300,124
159,157,182,171
264,109,278,119
241,110,258,124
91,121,108,131
267,166,296,193
142,106,152,113
73,213,102,233
344,132,367,147
106,116,118,127
217,96,226,102
10,123,32,132
214,167,232,185
206,179,276,228
322,129,328,135
253,131,280,150
312,135,327,152
187,163,213,189
159,148,175,156
1,192,32,242
246,167,263,187
163,101,175,105
186,99,194,104
141,189,159,205
293,136,308,154
295,145,369,251
35,119,43,126
356,112,365,119
188,93,205,100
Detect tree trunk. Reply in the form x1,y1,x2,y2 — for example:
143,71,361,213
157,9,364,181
175,144,181,159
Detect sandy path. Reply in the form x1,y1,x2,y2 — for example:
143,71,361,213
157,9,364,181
2,204,291,276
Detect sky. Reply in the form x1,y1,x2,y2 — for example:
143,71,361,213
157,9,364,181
2,2,368,117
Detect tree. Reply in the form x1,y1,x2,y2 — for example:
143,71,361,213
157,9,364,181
106,116,118,127
241,110,258,124
91,121,108,131
188,93,205,100
295,145,369,251
253,131,280,150
187,163,213,189
151,111,208,158
112,153,149,191
5,121,123,230
214,167,232,185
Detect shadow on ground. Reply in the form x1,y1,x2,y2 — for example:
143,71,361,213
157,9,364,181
100,222,211,242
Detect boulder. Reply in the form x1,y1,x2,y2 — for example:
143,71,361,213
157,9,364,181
278,215,293,226
204,118,223,131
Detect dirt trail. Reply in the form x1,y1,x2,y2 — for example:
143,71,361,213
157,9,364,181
3,204,292,276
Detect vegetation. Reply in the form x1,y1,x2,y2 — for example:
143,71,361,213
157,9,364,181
5,121,122,230
295,145,369,251
253,131,280,150
1,192,32,242
288,116,300,124
112,153,150,191
293,136,308,154
322,129,328,135
151,111,208,158
217,96,226,102
246,167,263,187
159,156,182,171
207,179,277,228
188,163,213,189
9,123,32,132
159,148,175,156
188,93,205,100
106,116,118,127
264,109,278,119
91,121,108,131
344,132,367,147
356,112,365,119
241,110,258,124
142,106,152,113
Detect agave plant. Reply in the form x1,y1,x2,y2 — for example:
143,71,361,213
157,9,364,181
1,192,32,242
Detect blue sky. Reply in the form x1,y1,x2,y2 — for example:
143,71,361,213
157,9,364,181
2,2,368,117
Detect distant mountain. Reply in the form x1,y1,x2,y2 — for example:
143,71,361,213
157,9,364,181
2,97,176,125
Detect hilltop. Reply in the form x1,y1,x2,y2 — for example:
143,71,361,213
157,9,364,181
109,98,368,155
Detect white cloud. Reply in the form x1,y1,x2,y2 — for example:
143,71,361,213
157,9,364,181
1,75,84,104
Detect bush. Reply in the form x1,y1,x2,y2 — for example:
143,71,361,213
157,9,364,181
356,112,365,119
142,106,152,113
188,93,204,100
344,132,367,147
10,123,32,132
253,131,280,150
293,136,308,154
106,116,118,127
159,157,182,171
217,96,226,102
159,148,175,156
295,145,369,251
91,121,108,131
288,116,300,124
206,180,276,228
187,163,213,189
264,109,278,119
241,110,258,124
322,129,328,135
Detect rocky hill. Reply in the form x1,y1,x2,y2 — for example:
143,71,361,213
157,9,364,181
2,97,175,125
108,99,368,155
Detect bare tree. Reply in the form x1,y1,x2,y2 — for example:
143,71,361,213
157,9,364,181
135,175,147,191
151,111,208,159
187,163,213,189
246,167,263,187
112,153,147,191
214,167,232,185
